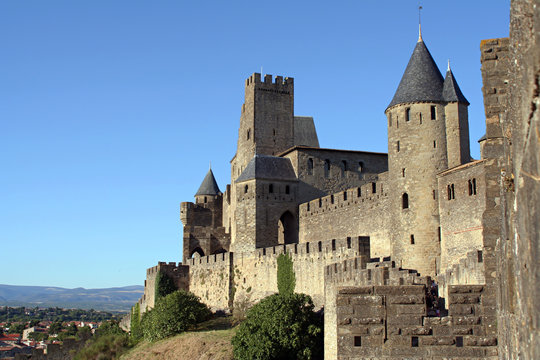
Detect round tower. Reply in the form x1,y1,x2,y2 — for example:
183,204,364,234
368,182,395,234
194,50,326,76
385,33,449,276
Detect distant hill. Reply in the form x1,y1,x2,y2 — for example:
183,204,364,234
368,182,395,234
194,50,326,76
0,284,144,312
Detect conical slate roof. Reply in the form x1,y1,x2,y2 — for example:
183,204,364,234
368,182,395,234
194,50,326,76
195,168,221,196
442,68,469,105
387,40,444,109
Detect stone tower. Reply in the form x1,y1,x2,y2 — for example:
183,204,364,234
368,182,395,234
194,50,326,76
385,32,470,277
228,73,295,246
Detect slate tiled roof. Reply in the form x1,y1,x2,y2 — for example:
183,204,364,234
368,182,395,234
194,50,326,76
195,168,221,196
236,155,297,183
443,68,469,104
387,40,445,109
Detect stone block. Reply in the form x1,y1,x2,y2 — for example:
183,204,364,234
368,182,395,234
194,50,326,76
336,296,349,306
464,336,497,346
420,336,456,346
431,325,452,336
452,327,473,335
401,326,432,335
351,317,383,325
388,294,425,304
353,305,384,317
387,314,423,326
337,317,351,325
449,294,481,304
337,326,368,335
337,306,353,316
449,285,484,294
454,315,481,325
423,317,441,325
449,304,473,315
349,295,383,306
428,346,487,357
387,304,426,316
338,286,373,295
373,285,424,296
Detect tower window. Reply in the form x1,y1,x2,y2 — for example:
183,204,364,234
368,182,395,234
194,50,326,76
204,196,207,203
343,191,347,201
307,203,310,211
419,112,423,124
247,129,251,140
402,168,405,177
433,140,437,148
402,193,409,209
318,241,322,252
357,187,361,197
397,141,400,152
447,184,455,200
358,161,364,172
469,178,477,195
319,198,322,207
285,185,290,194
341,160,348,177
431,106,436,120
388,113,392,127
347,237,351,248
433,189,436,200
244,185,248,194
332,239,336,251
273,128,276,136
307,158,314,175
372,182,377,193
410,234,415,244
269,184,274,193
405,107,410,121
331,195,334,204
324,159,331,178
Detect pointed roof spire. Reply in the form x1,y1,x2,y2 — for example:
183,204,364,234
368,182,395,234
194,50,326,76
195,168,221,196
387,40,444,109
442,66,469,105
418,23,422,42
418,4,423,42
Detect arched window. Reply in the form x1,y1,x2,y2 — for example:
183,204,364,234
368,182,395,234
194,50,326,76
204,196,207,203
324,159,331,178
341,160,348,177
402,193,409,209
307,158,314,175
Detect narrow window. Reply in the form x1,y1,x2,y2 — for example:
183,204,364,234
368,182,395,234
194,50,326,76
472,178,477,195
433,189,436,200
358,161,364,172
451,184,455,199
477,250,483,263
273,128,276,136
285,185,290,194
204,196,207,203
306,243,310,253
354,336,362,347
433,140,437,148
412,337,419,347
324,159,331,178
456,336,463,347
347,237,351,249
388,113,392,127
372,182,377,193
447,185,452,200
269,184,274,193
319,198,322,207
331,195,334,204
343,191,347,201
318,241,322,252
410,234,415,244
247,129,251,140
402,168,405,177
397,141,400,152
341,160,347,177
419,112,423,124
431,105,436,120
357,187,361,197
438,227,441,242
244,185,248,194
402,193,409,209
405,107,410,121
332,239,336,251
307,158,314,175
307,203,310,211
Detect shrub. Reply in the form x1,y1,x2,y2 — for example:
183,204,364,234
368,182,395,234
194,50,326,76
129,302,143,342
277,253,295,295
73,321,130,360
155,271,177,300
232,293,323,360
141,290,211,341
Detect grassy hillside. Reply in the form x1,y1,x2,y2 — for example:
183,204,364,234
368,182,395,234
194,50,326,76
121,317,235,360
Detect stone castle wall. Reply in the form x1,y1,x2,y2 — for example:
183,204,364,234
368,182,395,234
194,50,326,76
298,177,391,258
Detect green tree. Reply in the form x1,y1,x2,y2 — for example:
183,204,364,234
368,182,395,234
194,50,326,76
277,253,295,296
232,293,323,360
66,323,78,336
8,323,26,334
154,271,177,300
129,302,143,343
28,332,48,342
141,290,211,342
49,321,64,335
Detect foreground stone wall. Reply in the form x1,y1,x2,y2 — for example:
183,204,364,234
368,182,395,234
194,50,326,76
497,1,540,358
335,285,497,359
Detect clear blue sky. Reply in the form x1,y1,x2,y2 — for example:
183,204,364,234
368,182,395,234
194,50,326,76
0,1,509,289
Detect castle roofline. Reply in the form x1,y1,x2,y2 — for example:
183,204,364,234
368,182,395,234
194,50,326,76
277,145,388,158
387,40,445,110
195,168,221,196
437,159,485,177
235,155,297,183
442,68,470,105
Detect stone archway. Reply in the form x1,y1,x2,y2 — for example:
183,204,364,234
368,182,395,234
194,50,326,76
190,247,205,258
278,211,298,244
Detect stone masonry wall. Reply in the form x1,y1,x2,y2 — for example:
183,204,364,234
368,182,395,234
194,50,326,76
299,178,391,258
438,161,486,273
335,285,497,359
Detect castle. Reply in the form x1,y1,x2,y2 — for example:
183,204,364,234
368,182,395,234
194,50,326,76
123,19,535,358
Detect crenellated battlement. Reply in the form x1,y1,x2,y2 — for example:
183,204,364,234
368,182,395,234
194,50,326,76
188,251,232,267
300,180,388,217
245,73,293,88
